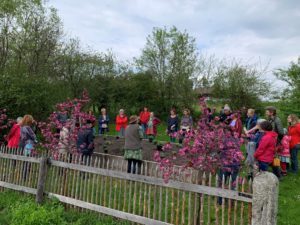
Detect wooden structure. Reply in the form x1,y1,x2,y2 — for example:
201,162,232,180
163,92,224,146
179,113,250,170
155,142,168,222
0,146,269,225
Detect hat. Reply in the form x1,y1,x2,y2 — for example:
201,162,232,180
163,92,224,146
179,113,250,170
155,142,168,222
129,115,138,124
224,105,231,111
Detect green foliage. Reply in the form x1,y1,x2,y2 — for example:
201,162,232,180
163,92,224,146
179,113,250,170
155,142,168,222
11,199,66,225
136,26,197,113
212,64,269,110
0,191,130,225
275,57,300,117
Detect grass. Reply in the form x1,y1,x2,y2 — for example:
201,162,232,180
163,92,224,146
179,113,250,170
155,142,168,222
0,190,130,225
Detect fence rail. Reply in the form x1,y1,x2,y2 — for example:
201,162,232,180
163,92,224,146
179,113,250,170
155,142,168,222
0,146,259,225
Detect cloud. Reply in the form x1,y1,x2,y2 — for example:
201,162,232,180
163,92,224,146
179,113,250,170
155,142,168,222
49,0,300,85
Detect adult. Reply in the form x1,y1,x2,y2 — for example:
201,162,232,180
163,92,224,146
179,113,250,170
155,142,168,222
98,108,110,135
229,113,243,137
124,115,143,174
77,120,94,164
139,107,150,138
167,109,179,143
7,117,22,148
179,109,193,143
287,114,300,174
265,106,284,141
58,123,70,155
220,104,232,125
245,108,258,131
115,109,128,138
20,115,37,156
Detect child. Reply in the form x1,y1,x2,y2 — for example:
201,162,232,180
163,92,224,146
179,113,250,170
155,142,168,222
254,121,277,172
278,129,291,176
146,112,161,142
229,113,243,137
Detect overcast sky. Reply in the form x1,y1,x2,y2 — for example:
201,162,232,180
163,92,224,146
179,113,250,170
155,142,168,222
49,0,300,85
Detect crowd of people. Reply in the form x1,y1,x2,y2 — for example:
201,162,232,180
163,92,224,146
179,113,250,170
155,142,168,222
4,103,300,179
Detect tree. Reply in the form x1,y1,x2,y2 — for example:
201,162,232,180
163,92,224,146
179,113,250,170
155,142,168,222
136,26,198,113
275,57,300,116
212,63,269,110
154,98,244,182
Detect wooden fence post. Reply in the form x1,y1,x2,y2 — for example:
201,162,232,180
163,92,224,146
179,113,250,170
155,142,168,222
252,171,278,225
36,157,49,204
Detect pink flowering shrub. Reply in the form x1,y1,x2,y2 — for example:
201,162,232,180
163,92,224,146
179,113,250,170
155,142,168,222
154,98,244,182
38,90,95,157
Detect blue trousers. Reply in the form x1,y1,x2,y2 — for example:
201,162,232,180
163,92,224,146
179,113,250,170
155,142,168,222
291,144,300,173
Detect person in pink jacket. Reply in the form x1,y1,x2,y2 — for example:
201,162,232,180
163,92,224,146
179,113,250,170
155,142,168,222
278,132,291,176
254,121,278,171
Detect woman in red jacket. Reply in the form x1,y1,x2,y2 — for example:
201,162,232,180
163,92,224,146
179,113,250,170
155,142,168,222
115,109,128,138
7,117,23,148
288,114,300,173
139,107,150,138
254,121,277,171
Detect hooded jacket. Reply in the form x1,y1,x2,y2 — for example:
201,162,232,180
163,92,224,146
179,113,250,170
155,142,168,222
254,131,277,163
288,123,300,149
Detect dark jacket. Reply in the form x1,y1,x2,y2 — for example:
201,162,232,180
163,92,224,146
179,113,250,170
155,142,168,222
220,113,232,125
167,116,179,133
98,115,110,131
77,128,94,155
245,115,258,130
268,116,284,141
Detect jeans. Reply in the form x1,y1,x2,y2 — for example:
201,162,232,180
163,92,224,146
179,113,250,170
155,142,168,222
119,127,125,137
141,124,147,138
258,161,269,171
99,128,108,135
291,144,300,173
127,159,142,174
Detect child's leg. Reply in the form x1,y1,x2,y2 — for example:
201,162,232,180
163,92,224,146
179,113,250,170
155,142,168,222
280,162,287,175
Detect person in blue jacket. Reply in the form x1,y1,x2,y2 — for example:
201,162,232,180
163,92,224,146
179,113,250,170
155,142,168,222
98,108,110,135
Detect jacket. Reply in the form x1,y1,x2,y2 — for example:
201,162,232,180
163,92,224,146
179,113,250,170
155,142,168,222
288,123,300,149
147,117,161,135
278,135,291,157
7,124,21,148
58,127,69,154
167,116,179,133
98,115,110,131
20,126,37,149
139,111,150,125
124,124,143,149
230,119,243,137
268,116,284,141
115,115,128,131
254,131,277,163
180,116,193,129
245,115,258,130
77,128,94,155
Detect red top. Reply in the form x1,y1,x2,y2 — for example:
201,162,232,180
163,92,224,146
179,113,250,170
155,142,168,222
115,115,128,131
139,111,150,124
231,119,243,137
7,124,21,148
149,118,161,136
288,123,300,149
254,131,277,163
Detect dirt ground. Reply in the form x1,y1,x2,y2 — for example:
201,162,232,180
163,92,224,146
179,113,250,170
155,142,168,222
94,135,184,164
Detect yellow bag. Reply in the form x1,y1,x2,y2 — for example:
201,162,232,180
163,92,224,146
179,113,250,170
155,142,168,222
272,157,280,167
